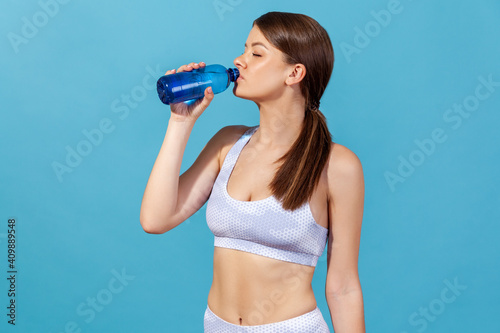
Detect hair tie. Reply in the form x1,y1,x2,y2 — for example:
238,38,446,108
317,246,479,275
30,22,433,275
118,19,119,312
309,100,320,112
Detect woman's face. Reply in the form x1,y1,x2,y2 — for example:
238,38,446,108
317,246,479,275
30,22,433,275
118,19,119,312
233,26,292,103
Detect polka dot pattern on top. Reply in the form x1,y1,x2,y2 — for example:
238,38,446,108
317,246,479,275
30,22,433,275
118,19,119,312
206,125,328,267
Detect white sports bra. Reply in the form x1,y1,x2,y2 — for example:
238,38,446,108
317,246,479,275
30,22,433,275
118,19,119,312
206,125,328,267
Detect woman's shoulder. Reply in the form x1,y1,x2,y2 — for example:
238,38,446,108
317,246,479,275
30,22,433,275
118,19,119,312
215,125,253,167
327,142,363,174
325,142,364,194
216,124,253,144
208,124,250,145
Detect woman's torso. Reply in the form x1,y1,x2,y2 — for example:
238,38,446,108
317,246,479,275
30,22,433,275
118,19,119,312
206,125,330,326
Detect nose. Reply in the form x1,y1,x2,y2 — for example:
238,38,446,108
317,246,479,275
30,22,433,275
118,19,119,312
234,53,246,69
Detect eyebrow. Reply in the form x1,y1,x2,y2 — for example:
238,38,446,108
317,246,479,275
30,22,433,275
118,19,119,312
244,42,268,49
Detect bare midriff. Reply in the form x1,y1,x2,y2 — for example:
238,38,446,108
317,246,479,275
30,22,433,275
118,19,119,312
207,246,318,326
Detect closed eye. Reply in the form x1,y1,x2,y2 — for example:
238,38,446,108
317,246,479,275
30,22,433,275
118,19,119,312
240,51,261,57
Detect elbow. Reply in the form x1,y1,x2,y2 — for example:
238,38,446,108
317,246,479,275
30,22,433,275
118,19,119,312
141,224,163,234
325,278,363,301
140,220,162,234
326,286,364,305
140,212,168,234
326,286,362,302
140,203,180,234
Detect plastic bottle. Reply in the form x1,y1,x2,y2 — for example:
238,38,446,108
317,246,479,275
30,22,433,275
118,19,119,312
156,64,240,105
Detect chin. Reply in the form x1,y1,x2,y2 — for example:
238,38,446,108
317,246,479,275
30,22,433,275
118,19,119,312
232,86,248,99
232,85,265,104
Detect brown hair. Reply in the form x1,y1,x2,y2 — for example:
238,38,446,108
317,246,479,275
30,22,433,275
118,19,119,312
253,11,334,211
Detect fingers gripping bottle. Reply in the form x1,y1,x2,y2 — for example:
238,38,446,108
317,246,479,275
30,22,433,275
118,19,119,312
156,64,240,105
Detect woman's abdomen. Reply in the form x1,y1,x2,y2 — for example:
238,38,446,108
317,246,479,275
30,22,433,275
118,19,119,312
207,247,318,326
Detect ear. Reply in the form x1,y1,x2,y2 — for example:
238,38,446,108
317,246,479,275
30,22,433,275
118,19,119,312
285,64,306,86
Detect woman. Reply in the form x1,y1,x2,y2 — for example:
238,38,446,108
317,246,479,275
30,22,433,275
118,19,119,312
140,11,365,332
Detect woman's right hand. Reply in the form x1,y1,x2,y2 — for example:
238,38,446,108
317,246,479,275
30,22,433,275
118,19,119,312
166,61,215,122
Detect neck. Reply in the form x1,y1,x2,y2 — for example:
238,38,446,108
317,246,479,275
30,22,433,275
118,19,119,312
253,99,306,151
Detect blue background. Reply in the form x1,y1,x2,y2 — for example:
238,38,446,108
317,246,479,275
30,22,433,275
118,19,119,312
1,0,499,332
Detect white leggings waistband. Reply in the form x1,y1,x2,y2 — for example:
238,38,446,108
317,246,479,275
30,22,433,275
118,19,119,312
204,304,330,332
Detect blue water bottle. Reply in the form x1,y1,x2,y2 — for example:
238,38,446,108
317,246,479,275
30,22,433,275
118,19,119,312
157,64,240,105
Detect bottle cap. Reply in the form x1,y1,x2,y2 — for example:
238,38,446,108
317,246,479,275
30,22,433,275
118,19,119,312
227,68,240,82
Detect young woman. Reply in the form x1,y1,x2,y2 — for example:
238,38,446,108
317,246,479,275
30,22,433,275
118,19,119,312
141,11,365,333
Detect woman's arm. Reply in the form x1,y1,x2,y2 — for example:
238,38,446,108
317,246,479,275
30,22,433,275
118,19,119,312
140,62,218,233
140,118,196,233
324,143,366,332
